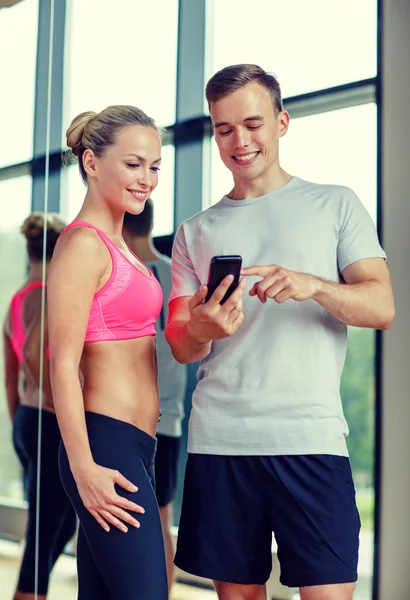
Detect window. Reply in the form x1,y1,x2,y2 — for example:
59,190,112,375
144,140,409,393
151,145,175,237
209,103,377,216
280,104,377,221
63,0,179,139
0,0,38,167
209,0,377,99
0,176,32,501
281,107,378,597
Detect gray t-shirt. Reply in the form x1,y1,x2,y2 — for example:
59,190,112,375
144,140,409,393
148,255,186,437
169,176,386,456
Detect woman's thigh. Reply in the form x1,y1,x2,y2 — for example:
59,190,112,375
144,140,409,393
59,432,168,600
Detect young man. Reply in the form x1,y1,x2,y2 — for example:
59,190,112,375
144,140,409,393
122,199,187,594
165,64,395,600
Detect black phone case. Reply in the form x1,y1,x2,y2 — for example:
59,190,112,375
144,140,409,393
205,255,242,304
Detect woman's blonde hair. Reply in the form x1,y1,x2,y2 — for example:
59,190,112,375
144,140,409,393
66,105,164,184
21,212,66,261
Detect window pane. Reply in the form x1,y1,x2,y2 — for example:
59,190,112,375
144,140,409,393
63,0,178,139
209,141,234,208
0,0,38,167
209,103,377,599
209,0,377,99
61,145,175,236
60,162,86,223
152,145,175,237
341,327,375,600
0,176,32,501
210,104,377,220
280,104,377,222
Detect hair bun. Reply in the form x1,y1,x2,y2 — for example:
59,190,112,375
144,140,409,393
21,212,66,240
66,111,97,156
21,213,44,239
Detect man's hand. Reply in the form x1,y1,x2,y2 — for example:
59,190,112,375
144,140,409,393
186,275,247,343
241,264,319,303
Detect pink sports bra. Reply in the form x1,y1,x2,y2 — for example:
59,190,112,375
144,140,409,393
61,220,163,342
10,281,47,363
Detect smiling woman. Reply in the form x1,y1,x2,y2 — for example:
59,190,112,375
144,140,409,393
46,105,169,599
62,144,176,237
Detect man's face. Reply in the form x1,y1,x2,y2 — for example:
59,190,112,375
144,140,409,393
210,82,288,187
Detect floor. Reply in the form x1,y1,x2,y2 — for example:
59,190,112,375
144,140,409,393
0,536,372,599
0,538,217,599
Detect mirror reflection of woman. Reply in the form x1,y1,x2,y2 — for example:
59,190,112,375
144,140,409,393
3,213,77,600
48,106,168,599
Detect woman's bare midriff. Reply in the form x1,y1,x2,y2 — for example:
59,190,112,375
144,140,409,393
19,364,55,414
19,389,55,414
80,335,160,438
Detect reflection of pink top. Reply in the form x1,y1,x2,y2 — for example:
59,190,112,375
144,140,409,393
60,220,163,342
10,281,47,363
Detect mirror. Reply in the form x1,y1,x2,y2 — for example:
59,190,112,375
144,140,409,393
0,1,50,598
1,1,187,599
0,178,35,596
0,1,78,598
1,2,380,600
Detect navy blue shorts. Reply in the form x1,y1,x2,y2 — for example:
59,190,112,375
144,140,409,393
154,434,181,508
175,454,360,589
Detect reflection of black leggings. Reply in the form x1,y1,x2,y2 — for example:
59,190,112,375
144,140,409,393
12,405,77,595
59,411,168,600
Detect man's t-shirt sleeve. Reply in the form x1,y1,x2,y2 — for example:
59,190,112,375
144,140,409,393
169,223,201,303
337,187,386,274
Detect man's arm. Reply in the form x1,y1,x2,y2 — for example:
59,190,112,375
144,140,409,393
241,257,395,330
165,277,247,364
313,258,394,330
165,295,212,364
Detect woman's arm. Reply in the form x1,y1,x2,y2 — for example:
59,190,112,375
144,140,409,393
48,227,101,470
3,314,20,420
48,227,144,532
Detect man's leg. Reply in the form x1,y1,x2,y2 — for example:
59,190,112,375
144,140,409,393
300,582,354,600
175,455,273,590
13,592,46,600
214,581,267,600
262,456,359,594
159,503,175,593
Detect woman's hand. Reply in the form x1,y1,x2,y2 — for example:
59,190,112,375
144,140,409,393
75,463,145,532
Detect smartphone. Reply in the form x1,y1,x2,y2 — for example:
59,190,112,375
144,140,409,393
205,255,242,304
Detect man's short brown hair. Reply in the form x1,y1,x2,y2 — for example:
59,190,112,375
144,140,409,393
205,64,283,114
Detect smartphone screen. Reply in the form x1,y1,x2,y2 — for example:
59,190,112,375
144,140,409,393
205,255,242,304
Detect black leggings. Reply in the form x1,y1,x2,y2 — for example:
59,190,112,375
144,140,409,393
59,411,168,600
12,405,77,595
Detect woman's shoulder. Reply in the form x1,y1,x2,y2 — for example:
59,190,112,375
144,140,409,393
55,223,106,256
50,224,110,284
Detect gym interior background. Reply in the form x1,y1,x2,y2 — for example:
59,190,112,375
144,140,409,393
0,1,409,598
